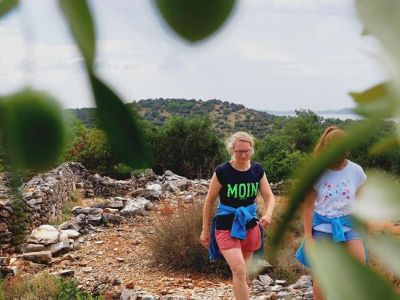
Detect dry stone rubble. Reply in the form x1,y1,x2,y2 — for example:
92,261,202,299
0,163,308,299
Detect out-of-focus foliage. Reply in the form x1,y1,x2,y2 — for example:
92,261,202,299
0,90,68,171
154,0,236,42
0,0,18,18
269,0,400,298
59,0,95,68
0,0,399,298
309,241,399,300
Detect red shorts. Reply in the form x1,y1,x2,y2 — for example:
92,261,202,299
215,225,262,252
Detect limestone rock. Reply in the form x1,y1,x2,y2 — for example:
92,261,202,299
22,251,52,264
27,225,60,245
120,197,151,216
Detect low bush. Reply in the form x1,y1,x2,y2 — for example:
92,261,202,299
149,200,230,276
1,273,61,300
150,197,308,282
0,272,104,299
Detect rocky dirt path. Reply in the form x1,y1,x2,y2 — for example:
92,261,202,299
46,197,314,300
49,199,236,299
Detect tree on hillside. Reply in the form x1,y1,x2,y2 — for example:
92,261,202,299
255,134,307,183
65,128,115,174
152,116,228,179
349,121,400,175
283,110,322,152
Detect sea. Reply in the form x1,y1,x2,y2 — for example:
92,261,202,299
266,111,362,121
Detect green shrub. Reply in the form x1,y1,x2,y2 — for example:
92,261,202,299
151,116,228,179
255,135,308,183
0,273,104,300
112,163,135,179
58,278,104,300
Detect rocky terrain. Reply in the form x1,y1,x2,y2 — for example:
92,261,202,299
0,165,311,299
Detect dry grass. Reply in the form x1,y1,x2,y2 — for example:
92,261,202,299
150,195,400,288
149,199,230,276
1,272,61,300
150,196,306,281
0,271,105,299
258,196,307,283
49,190,83,225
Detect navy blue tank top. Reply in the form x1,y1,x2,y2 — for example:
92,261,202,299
215,161,265,229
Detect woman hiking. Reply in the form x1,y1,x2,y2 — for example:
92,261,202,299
200,131,275,300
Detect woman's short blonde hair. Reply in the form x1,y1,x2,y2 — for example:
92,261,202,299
226,131,254,157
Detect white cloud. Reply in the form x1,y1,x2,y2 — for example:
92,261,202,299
247,0,353,15
0,0,387,111
238,43,295,63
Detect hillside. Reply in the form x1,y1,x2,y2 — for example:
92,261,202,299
68,99,278,138
66,107,98,128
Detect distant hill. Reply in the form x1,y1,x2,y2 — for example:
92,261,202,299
265,108,359,120
66,107,97,128
67,98,277,138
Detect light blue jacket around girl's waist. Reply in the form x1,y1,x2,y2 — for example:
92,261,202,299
312,212,353,242
209,203,258,261
295,212,365,267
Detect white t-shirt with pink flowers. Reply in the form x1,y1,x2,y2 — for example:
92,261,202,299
313,160,367,233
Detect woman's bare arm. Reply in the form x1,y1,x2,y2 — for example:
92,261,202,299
200,173,222,248
258,174,275,229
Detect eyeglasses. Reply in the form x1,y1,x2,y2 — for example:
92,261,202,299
234,150,252,155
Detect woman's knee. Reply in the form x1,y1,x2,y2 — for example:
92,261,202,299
230,261,247,278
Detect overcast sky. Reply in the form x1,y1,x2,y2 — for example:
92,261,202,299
0,0,388,111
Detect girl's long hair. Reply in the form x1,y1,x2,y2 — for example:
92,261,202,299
313,126,347,157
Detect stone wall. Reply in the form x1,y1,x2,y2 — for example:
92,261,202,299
0,162,139,255
84,174,133,198
0,163,86,255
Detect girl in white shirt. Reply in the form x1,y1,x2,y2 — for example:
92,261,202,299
297,126,367,300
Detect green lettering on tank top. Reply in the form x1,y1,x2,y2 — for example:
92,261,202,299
239,183,247,198
251,182,259,196
227,184,238,198
227,182,259,199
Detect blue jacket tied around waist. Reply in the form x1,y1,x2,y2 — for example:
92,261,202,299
209,203,260,262
295,212,367,267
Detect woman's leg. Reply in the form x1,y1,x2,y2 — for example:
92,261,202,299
313,280,324,300
242,251,253,284
311,230,330,300
345,239,366,264
241,225,260,276
242,251,253,268
221,248,249,300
